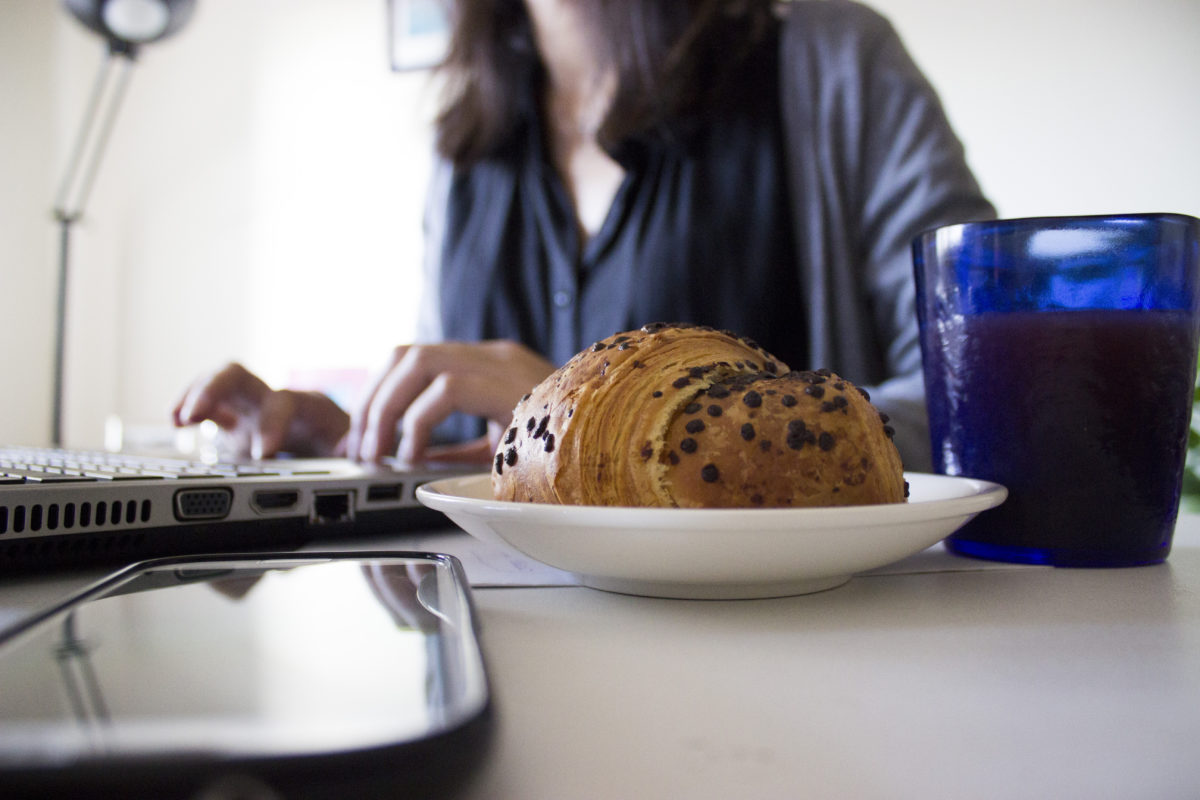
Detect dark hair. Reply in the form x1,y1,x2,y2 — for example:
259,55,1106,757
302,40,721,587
435,0,777,166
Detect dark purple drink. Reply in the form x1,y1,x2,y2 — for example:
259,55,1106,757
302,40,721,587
924,308,1199,566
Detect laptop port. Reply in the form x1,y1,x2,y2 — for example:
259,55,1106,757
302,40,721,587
174,488,233,521
311,491,354,525
366,483,403,502
252,490,299,513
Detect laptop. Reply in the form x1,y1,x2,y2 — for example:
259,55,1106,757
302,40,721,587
0,445,474,572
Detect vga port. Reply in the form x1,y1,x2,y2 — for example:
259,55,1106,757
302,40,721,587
174,488,233,520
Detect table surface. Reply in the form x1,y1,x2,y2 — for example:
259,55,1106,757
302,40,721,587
3,514,1199,799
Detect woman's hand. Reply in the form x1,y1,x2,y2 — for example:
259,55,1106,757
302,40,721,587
171,363,350,459
345,340,555,465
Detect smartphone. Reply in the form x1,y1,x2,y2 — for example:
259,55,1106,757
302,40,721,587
0,552,491,799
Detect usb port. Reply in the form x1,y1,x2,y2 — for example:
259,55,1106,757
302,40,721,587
367,483,403,502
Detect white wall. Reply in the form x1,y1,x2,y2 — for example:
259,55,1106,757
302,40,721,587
873,0,1200,220
2,0,1199,449
0,2,57,446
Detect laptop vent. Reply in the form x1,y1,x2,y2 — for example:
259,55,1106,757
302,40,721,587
0,529,149,565
0,499,152,536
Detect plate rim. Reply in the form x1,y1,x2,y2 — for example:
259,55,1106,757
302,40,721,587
416,471,1007,527
415,472,1007,599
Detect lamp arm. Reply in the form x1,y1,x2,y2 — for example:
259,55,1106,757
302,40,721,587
54,46,137,222
51,47,137,445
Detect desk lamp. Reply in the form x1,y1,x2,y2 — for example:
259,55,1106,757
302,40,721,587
51,0,196,446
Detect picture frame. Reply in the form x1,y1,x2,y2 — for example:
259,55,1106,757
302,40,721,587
387,0,450,72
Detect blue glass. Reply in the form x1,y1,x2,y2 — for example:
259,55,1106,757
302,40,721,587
913,213,1200,567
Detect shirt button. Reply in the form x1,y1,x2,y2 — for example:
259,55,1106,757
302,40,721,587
553,290,574,308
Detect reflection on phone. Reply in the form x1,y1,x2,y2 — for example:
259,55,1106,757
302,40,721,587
0,554,490,797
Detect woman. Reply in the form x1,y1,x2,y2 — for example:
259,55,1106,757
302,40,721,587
174,0,993,472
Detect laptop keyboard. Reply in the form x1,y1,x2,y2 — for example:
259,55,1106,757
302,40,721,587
0,447,333,484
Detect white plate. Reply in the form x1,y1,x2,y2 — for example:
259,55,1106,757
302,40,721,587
416,473,1006,600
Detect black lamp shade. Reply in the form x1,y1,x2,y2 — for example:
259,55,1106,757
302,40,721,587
64,0,196,50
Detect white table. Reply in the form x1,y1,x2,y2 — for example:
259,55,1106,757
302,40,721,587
3,515,1199,799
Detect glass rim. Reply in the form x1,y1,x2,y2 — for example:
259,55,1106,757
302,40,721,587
914,211,1200,246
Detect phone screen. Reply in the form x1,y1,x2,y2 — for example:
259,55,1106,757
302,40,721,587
0,552,491,797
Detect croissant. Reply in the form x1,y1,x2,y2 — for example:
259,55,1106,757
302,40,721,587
492,323,906,507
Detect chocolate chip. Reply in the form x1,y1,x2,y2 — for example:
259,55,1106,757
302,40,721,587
526,417,536,432
591,342,605,352
818,432,835,451
707,405,723,417
668,451,680,465
673,377,691,389
494,452,504,475
640,443,653,460
700,464,720,483
764,361,778,374
685,419,706,434
781,395,797,407
504,427,517,445
544,434,556,453
743,390,762,408
685,402,702,414
680,437,698,454
741,423,755,441
805,385,825,399
786,420,808,451
534,415,549,439
708,385,731,399
653,390,664,398
505,447,518,466
857,386,871,400
833,382,846,391
879,412,890,424
821,396,849,413
883,425,896,439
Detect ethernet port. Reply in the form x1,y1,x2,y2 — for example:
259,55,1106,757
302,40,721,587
311,491,354,525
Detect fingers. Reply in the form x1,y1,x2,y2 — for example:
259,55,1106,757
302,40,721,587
360,346,476,461
172,366,349,460
350,341,554,464
172,363,269,429
254,390,298,460
396,371,490,464
422,436,498,464
345,345,410,461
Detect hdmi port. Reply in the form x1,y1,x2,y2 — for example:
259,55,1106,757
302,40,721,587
252,490,300,512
